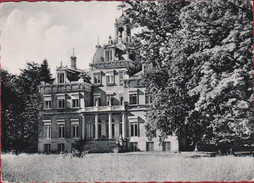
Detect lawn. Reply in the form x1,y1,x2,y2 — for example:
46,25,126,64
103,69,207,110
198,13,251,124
1,152,254,182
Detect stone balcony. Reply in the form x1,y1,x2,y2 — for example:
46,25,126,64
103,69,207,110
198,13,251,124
84,105,125,112
89,59,136,70
39,82,92,93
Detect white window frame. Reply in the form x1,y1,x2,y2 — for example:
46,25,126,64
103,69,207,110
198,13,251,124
129,93,138,105
58,124,65,139
93,72,101,84
44,95,52,109
58,73,65,83
71,120,79,139
106,71,115,85
43,120,51,139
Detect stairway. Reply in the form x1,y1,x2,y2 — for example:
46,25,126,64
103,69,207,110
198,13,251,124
83,140,117,153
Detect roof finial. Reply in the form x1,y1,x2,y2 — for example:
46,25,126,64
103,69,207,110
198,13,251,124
60,61,62,67
73,47,75,56
98,36,100,45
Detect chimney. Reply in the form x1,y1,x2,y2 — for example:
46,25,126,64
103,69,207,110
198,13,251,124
71,48,77,70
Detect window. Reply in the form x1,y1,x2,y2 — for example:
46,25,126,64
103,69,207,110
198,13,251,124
58,124,65,139
58,73,64,83
72,99,80,108
130,142,138,152
163,142,171,151
72,125,79,138
120,97,124,105
106,75,114,84
44,144,51,152
131,122,138,137
145,93,152,104
119,71,124,84
129,94,138,105
146,142,154,151
119,122,122,135
44,125,51,139
94,73,101,84
112,123,115,137
58,143,65,152
94,98,100,106
106,95,114,106
45,101,52,109
58,99,65,109
105,50,112,61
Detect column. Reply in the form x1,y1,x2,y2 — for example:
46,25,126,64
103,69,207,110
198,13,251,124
122,112,126,139
108,113,112,140
95,114,98,140
82,115,85,140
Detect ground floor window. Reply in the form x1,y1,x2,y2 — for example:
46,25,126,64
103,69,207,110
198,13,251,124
162,142,171,151
44,144,51,152
130,142,138,152
146,142,154,151
44,125,51,139
57,143,65,152
72,125,79,138
58,125,65,139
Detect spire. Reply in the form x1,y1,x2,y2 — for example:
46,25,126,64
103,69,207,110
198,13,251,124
71,48,77,70
95,35,101,49
73,47,75,56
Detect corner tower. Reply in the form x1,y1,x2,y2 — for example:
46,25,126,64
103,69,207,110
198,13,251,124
114,14,131,44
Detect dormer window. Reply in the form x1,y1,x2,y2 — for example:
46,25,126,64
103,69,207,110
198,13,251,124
105,50,112,61
106,71,115,85
58,73,65,83
93,72,101,85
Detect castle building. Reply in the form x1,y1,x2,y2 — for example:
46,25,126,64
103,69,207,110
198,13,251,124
38,14,179,153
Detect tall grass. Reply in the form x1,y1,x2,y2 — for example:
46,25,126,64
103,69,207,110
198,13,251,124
1,153,254,182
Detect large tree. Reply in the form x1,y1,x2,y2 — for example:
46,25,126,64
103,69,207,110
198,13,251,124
124,0,253,152
1,60,54,152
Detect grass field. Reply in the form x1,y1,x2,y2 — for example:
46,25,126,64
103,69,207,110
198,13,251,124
1,152,254,182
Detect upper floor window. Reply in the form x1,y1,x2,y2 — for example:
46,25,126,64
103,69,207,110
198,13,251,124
131,122,138,137
44,95,52,109
45,101,52,109
119,71,124,85
105,50,112,61
129,93,138,105
106,71,114,85
94,73,101,84
145,93,152,104
71,120,79,138
72,99,80,108
58,73,65,83
58,99,65,109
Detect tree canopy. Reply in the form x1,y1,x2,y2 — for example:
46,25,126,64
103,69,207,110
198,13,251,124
124,0,253,152
1,60,54,152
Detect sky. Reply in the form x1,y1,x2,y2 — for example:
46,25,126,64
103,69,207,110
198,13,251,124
0,1,123,77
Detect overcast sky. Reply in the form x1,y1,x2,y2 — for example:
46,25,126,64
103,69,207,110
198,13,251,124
0,1,122,77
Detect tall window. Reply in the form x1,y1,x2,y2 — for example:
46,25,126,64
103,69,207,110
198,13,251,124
72,99,79,108
94,98,100,106
129,94,138,105
145,93,152,104
119,71,124,84
94,73,101,84
44,144,51,152
44,125,51,139
58,99,65,109
120,97,124,105
58,73,64,83
106,72,114,85
131,122,138,137
57,144,65,152
45,101,52,109
112,123,115,137
105,50,112,61
72,125,79,138
58,124,65,139
146,142,154,151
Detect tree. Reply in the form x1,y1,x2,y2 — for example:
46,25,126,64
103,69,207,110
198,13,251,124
40,59,53,83
1,60,54,152
125,0,253,152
